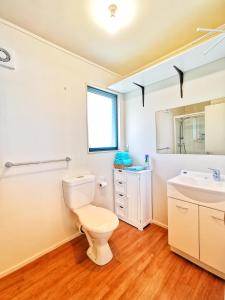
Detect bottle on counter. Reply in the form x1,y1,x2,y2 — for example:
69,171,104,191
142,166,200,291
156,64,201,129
144,154,150,170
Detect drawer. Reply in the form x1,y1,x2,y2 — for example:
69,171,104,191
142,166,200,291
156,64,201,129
115,191,126,199
114,169,126,182
115,202,127,219
115,192,127,206
114,180,126,193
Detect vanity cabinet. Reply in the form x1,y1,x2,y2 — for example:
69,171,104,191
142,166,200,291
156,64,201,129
113,169,152,230
168,193,225,279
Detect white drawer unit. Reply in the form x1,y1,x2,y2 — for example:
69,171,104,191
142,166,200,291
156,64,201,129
113,169,152,230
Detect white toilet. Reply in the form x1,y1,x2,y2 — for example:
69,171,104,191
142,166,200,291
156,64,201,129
62,174,119,266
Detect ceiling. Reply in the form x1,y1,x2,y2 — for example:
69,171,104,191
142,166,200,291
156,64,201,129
0,0,224,75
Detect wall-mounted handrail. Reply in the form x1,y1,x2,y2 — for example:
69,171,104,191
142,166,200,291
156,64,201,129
156,147,170,151
4,157,71,168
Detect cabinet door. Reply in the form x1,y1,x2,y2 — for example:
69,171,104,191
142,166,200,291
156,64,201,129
168,198,199,259
126,173,139,225
200,206,225,273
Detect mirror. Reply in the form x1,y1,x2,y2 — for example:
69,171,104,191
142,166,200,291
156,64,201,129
156,97,225,155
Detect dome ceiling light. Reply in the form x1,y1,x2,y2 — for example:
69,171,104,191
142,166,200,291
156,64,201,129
108,4,117,18
90,0,136,34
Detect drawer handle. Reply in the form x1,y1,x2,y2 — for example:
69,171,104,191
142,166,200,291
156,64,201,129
211,215,225,223
118,181,123,184
176,205,188,210
119,205,124,209
119,193,124,197
118,170,122,173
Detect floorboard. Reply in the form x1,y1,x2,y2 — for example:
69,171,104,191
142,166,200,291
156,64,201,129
0,222,224,300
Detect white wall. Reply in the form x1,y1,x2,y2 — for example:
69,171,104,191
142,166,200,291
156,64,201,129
0,20,124,277
125,58,225,227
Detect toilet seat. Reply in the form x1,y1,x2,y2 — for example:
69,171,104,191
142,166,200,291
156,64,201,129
74,205,119,233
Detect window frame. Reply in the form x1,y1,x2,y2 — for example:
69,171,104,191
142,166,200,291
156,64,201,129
87,85,119,153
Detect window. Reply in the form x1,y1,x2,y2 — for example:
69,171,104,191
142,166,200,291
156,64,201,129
87,86,118,152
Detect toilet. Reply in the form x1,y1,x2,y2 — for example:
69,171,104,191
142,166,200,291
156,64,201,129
62,174,119,266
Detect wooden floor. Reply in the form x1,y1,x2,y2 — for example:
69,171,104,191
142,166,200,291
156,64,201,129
0,222,224,300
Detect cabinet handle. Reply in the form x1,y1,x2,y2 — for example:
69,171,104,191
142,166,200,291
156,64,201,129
119,193,124,197
118,181,123,184
119,205,124,209
176,205,188,210
118,170,122,173
211,215,225,224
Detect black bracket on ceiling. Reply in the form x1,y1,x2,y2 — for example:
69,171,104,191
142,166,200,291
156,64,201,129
133,82,145,107
173,65,184,98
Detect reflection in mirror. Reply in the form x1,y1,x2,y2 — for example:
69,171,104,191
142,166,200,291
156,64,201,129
156,97,225,155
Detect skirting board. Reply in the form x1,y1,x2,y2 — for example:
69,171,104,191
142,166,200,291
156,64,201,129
0,232,81,279
152,219,168,229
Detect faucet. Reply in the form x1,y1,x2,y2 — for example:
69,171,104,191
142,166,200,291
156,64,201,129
209,168,221,181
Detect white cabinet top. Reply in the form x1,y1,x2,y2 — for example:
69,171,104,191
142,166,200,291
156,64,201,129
114,168,152,174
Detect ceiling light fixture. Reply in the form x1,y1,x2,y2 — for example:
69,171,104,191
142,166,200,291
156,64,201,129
90,0,136,34
108,4,117,18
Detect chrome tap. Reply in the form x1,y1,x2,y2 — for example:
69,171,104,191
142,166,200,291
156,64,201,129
209,168,221,181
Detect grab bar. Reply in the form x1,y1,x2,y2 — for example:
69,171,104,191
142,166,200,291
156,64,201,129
157,147,170,151
5,157,71,168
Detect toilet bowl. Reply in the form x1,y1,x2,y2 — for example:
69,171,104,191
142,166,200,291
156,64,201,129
74,204,119,265
62,175,119,265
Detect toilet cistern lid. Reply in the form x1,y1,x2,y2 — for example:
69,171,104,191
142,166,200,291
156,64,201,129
75,205,119,233
63,174,95,186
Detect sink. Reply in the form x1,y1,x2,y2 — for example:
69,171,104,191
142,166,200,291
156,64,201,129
168,170,225,204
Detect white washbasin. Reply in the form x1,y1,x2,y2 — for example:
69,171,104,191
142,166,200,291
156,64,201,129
168,170,225,204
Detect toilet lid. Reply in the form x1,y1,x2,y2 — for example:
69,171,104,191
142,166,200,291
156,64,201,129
74,205,119,233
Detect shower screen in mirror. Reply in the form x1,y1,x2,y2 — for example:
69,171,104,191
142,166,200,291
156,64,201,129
156,97,225,155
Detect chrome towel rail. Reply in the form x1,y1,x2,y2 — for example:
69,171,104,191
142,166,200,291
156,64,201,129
157,147,170,151
5,157,71,168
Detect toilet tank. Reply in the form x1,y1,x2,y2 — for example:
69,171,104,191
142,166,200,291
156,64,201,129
62,175,95,210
